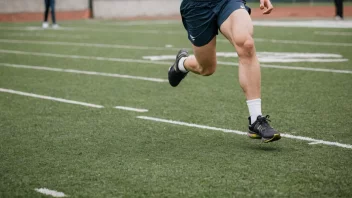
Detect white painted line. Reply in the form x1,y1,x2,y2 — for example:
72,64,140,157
144,52,348,63
0,49,172,65
4,32,90,39
218,38,352,47
309,141,323,145
0,88,104,108
114,106,148,112
0,49,351,74
34,188,66,197
0,26,185,35
255,38,352,47
0,39,183,51
87,20,180,26
252,20,352,29
2,35,351,50
137,116,352,150
217,61,352,74
314,31,352,36
0,63,167,83
137,116,248,135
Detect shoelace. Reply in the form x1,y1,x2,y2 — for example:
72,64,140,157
257,115,272,129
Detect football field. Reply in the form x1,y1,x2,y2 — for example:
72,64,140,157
0,20,351,197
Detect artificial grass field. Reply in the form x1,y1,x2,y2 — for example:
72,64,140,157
0,19,351,197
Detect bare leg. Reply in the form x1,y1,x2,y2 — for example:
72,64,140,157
184,37,217,76
220,9,260,100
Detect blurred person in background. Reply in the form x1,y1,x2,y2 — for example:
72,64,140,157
42,0,59,28
334,0,343,20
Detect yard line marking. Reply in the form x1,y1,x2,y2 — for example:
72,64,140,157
0,39,183,51
85,20,180,26
0,88,104,108
0,27,352,50
314,31,352,36
217,61,352,74
4,32,90,39
0,49,351,74
252,20,352,29
0,49,171,65
34,188,66,197
0,63,167,83
144,52,348,63
114,106,148,112
309,141,323,145
218,38,352,47
137,116,247,135
137,116,352,150
0,26,186,35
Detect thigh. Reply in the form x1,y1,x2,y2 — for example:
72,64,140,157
219,9,253,48
192,36,217,70
180,0,219,47
218,0,253,46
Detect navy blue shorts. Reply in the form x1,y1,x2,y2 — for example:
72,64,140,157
180,0,251,47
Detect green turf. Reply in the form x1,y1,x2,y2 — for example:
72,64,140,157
0,20,352,197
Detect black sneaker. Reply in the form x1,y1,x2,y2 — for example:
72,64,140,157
248,115,281,143
168,49,189,87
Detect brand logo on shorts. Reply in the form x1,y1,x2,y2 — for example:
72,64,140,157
240,5,245,9
190,35,195,41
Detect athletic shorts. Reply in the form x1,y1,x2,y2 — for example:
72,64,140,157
180,0,251,47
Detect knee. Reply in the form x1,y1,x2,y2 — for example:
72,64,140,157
243,38,255,50
198,64,216,76
234,36,255,56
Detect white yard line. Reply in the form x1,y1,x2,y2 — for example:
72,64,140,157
3,32,90,39
254,38,352,47
217,61,352,74
1,27,351,48
114,106,148,112
309,142,323,145
0,63,167,83
34,188,66,197
218,38,352,47
0,88,104,108
252,20,352,29
0,26,185,35
0,49,171,65
0,49,351,74
314,31,352,36
137,116,352,150
85,20,180,26
144,52,348,63
0,39,182,51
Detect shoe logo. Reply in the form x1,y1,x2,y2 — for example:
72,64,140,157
240,5,245,9
189,35,195,41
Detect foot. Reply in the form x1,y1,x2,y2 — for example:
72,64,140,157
335,16,343,21
42,22,49,29
168,49,189,87
248,115,281,143
52,24,60,29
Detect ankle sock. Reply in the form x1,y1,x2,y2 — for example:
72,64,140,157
246,98,262,124
178,57,188,73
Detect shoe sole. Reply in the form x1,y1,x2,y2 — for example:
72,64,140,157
262,134,281,143
248,132,261,139
247,132,281,143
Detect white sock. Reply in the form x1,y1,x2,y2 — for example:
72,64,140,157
246,99,262,124
178,57,188,73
